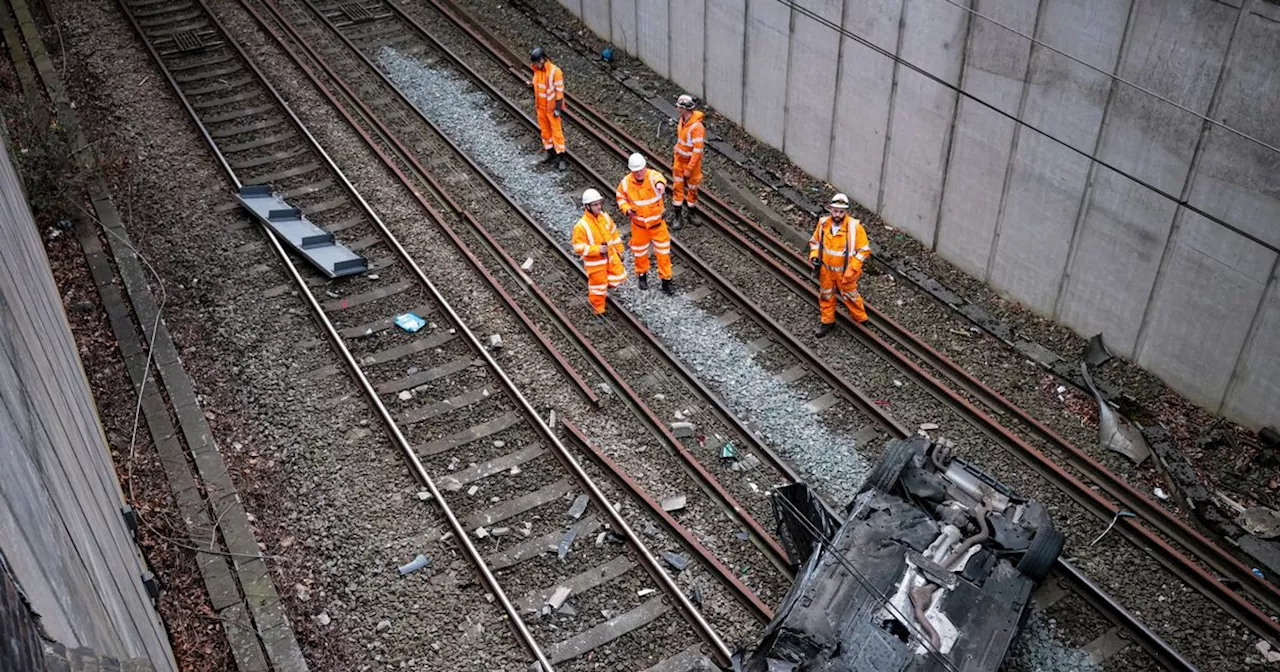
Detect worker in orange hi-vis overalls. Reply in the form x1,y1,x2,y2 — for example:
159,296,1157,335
670,94,705,231
616,153,673,295
571,189,627,321
809,193,870,337
530,47,566,171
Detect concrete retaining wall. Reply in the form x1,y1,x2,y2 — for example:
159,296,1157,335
0,137,174,668
556,0,1280,430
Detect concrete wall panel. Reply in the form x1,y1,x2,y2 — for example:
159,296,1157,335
669,0,706,98
988,132,1090,312
935,0,1034,279
1223,271,1280,428
1137,213,1275,408
609,0,640,55
1058,168,1177,355
1097,0,1235,194
936,102,1016,278
636,0,671,79
743,0,791,147
704,0,746,123
1021,0,1128,153
1187,11,1280,250
783,0,842,177
828,0,901,209
582,0,612,44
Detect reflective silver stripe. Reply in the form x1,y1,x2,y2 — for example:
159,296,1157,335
692,148,704,153
583,258,607,267
672,176,685,183
822,246,847,257
607,273,627,281
636,214,663,223
854,246,871,261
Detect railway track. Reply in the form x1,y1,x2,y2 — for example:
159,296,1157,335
408,0,1280,648
197,0,1252,668
106,0,1239,667
113,0,748,667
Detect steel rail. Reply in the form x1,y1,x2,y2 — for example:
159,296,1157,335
283,0,801,574
388,0,1280,648
118,0,734,667
243,0,787,620
112,0,556,667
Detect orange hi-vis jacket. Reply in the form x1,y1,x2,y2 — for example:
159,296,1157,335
674,110,705,171
615,169,668,228
532,61,564,111
809,214,871,277
571,210,624,266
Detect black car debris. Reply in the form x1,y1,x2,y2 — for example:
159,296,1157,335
740,435,1064,671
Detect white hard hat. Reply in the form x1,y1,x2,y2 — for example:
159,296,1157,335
582,188,603,206
829,193,851,209
628,153,646,172
676,94,695,109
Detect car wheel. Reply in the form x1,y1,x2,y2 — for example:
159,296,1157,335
1016,524,1063,582
858,438,917,495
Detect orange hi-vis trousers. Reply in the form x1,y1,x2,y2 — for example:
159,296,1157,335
818,266,867,323
586,252,627,313
672,160,702,207
630,220,672,280
537,107,565,154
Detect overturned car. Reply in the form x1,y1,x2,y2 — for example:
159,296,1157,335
741,436,1063,671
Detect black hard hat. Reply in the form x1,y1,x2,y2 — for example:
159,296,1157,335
530,47,545,62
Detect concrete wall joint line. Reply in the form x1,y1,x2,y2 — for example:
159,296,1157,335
984,0,1045,284
876,0,909,213
1133,0,1255,362
1221,256,1280,413
931,0,975,253
822,0,849,185
1050,0,1139,324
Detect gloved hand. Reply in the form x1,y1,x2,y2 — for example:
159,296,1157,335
811,257,821,279
553,108,561,118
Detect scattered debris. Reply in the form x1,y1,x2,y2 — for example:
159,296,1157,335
294,584,311,602
491,527,510,537
467,485,479,496
720,441,738,459
596,532,608,546
475,527,489,539
376,619,392,633
1153,487,1169,500
1257,639,1280,663
314,612,331,626
737,453,761,471
397,554,431,575
663,552,689,571
671,421,696,438
416,490,432,501
494,439,506,448
489,334,503,350
1084,333,1113,368
508,465,521,476
547,586,572,610
661,495,687,512
637,588,656,597
1081,363,1150,465
558,526,579,559
441,478,462,492
736,531,750,541
547,409,557,427
919,422,939,431
557,603,577,617
567,493,590,519
521,257,534,271
394,312,426,333
398,390,413,401
893,379,903,387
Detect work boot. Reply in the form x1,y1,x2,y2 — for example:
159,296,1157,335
671,205,684,231
814,322,834,338
595,312,608,324
637,273,648,290
542,150,557,164
556,154,567,171
661,278,673,296
687,206,700,226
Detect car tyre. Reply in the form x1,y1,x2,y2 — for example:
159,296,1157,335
1017,524,1063,582
859,438,917,495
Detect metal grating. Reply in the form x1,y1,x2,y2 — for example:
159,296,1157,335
339,2,374,22
171,30,205,52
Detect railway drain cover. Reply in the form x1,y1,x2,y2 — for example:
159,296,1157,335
340,2,374,22
172,30,206,53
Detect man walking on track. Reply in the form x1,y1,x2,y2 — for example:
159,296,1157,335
530,47,566,171
616,153,673,295
808,193,870,336
671,94,705,230
572,189,627,321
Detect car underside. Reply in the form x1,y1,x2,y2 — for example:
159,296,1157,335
739,436,1063,672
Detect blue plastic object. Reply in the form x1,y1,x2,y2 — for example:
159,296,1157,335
601,47,614,62
394,312,426,333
